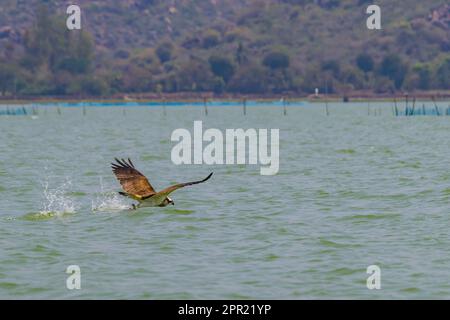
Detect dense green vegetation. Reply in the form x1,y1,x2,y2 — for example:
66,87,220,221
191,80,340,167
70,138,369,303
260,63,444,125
0,0,448,97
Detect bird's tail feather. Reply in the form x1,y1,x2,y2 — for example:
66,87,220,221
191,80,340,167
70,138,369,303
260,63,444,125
118,192,128,197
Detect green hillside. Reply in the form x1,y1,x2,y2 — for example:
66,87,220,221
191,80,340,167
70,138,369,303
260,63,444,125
0,0,449,97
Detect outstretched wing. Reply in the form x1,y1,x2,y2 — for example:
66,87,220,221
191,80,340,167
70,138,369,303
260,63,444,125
111,158,156,200
154,173,213,199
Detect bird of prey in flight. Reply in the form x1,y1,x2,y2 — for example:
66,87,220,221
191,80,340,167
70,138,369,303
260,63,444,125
111,158,213,209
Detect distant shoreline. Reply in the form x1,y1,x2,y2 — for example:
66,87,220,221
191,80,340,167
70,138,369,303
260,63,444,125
0,91,449,104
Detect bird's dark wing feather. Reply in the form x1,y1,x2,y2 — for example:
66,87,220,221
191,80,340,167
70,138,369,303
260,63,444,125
111,158,156,200
155,173,213,198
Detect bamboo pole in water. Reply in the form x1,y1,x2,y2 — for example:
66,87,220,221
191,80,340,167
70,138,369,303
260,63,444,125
243,98,247,115
404,94,409,116
163,98,167,116
283,97,287,116
409,97,416,116
324,80,329,116
394,98,398,116
432,97,440,116
203,97,208,116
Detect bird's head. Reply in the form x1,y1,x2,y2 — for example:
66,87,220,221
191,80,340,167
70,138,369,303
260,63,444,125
165,197,175,206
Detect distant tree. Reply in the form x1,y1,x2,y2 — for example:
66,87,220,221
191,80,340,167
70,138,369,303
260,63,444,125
228,64,269,93
379,54,408,89
202,29,221,49
114,50,130,60
356,53,374,73
235,42,248,66
0,63,15,95
81,77,108,96
22,6,94,76
262,51,290,70
316,0,341,9
156,42,174,63
413,64,431,90
266,69,293,93
340,66,365,90
373,76,396,93
212,77,226,94
279,0,309,5
436,58,450,89
176,58,215,91
208,55,235,83
321,60,340,77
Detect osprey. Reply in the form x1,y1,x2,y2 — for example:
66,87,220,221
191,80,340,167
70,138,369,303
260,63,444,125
111,158,213,209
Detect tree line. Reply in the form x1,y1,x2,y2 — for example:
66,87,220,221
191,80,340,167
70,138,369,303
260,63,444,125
0,7,448,98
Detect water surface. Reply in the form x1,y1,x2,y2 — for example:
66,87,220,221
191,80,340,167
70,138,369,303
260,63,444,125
1,101,449,299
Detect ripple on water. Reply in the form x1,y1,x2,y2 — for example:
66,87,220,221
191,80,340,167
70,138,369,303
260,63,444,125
336,149,356,154
330,267,361,276
401,287,421,293
319,239,361,248
163,208,195,215
21,211,75,221
0,282,19,290
339,213,401,222
264,254,280,261
141,154,166,161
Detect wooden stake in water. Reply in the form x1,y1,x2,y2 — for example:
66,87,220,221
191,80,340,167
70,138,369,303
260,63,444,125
83,106,86,116
57,106,61,115
324,80,329,116
405,94,409,116
163,98,167,116
367,101,371,116
243,98,247,115
410,97,416,116
394,98,398,116
203,97,208,116
432,97,440,116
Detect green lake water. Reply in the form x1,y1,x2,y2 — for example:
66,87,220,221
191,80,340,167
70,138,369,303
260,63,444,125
1,101,450,299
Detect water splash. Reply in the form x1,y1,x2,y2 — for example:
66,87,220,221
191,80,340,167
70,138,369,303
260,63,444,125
23,178,77,220
91,177,130,212
39,178,76,216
